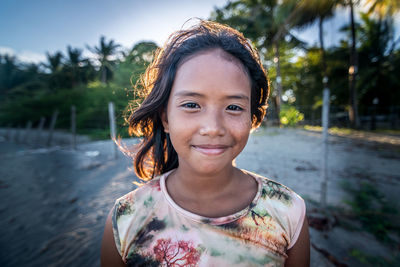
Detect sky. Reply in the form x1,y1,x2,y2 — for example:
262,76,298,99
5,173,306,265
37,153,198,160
0,0,398,64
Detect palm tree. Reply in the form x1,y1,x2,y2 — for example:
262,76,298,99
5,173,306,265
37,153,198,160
45,51,63,74
0,54,18,92
126,41,158,65
87,36,120,83
364,0,400,54
347,0,360,128
44,51,66,89
66,46,84,86
211,0,305,125
365,0,400,17
286,0,338,94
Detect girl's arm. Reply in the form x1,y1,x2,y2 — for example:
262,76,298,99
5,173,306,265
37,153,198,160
284,217,310,267
101,208,126,267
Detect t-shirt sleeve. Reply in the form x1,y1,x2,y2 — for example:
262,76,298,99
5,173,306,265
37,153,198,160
111,191,138,261
111,199,123,257
286,191,306,249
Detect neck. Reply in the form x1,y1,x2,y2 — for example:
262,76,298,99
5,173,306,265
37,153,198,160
169,164,239,199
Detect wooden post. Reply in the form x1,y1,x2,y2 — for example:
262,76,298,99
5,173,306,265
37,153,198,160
47,110,59,147
108,102,118,159
35,117,46,147
24,121,32,144
320,86,330,208
71,106,77,150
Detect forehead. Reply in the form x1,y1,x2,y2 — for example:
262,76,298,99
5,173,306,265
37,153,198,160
171,49,251,98
178,48,249,76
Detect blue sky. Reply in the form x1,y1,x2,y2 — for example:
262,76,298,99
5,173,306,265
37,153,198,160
0,0,398,64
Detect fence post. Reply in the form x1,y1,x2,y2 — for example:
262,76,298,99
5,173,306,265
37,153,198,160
108,102,118,159
47,110,59,147
71,106,77,150
24,121,32,144
320,87,330,209
35,117,46,147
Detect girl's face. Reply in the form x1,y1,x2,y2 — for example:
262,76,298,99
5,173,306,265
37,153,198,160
162,49,252,175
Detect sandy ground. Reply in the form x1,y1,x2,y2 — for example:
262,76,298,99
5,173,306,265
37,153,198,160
0,127,399,266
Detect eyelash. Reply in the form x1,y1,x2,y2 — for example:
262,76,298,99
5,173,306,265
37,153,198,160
227,105,243,111
182,102,200,109
181,103,244,112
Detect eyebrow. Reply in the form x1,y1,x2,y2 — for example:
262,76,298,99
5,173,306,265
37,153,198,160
174,91,204,98
174,90,249,101
226,94,250,101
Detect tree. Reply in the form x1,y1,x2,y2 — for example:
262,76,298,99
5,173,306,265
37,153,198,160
0,54,18,93
66,46,84,87
347,0,360,128
365,0,400,55
211,0,305,124
125,41,158,65
356,13,400,111
45,51,63,73
87,36,121,83
287,0,338,92
115,41,159,88
365,0,400,18
43,51,68,89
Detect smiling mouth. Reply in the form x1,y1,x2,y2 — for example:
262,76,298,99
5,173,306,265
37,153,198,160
192,145,229,156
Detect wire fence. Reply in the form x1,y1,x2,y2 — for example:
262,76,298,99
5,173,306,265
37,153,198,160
265,105,400,130
0,102,127,150
1,103,399,149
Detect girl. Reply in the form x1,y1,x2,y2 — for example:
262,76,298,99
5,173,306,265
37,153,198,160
101,21,310,267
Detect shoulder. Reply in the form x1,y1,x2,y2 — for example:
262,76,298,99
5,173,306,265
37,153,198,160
111,176,165,261
114,178,162,219
248,170,304,208
248,171,306,249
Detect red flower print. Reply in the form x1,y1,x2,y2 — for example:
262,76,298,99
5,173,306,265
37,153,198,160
153,238,200,266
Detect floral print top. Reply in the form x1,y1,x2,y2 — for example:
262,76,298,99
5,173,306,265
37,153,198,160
112,170,306,267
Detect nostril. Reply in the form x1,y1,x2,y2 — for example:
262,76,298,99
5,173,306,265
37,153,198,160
199,125,226,136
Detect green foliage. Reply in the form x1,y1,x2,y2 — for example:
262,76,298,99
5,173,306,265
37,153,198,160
2,3,400,135
114,41,158,89
279,105,304,126
0,40,158,140
350,248,400,267
87,36,121,83
342,181,400,245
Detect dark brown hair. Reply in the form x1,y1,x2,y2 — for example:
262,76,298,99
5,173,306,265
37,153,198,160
128,20,269,180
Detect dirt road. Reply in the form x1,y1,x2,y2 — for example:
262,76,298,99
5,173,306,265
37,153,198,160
0,128,399,266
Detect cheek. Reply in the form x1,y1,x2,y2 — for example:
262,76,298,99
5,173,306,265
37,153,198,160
230,116,252,141
165,114,192,147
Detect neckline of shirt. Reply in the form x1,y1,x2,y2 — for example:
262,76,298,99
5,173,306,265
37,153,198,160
159,169,263,225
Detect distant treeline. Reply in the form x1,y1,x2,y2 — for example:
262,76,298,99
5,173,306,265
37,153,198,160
1,0,400,135
0,40,158,138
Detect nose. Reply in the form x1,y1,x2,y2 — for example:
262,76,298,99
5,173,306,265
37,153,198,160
199,109,226,137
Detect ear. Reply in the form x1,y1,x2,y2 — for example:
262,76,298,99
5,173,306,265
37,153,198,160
160,109,169,133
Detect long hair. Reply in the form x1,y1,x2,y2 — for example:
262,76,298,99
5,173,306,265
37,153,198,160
128,20,269,181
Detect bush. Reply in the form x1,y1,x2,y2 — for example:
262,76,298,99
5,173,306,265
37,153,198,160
279,105,304,126
0,82,133,140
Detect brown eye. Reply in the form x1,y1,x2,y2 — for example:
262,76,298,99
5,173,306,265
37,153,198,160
227,105,243,111
182,103,200,109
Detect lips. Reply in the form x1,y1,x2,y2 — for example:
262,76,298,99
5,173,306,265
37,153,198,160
192,144,229,156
